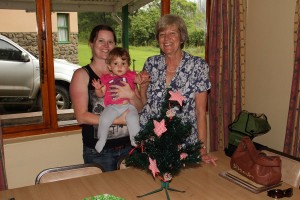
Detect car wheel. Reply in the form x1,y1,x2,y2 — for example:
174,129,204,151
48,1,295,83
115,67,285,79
36,85,71,110
55,85,71,110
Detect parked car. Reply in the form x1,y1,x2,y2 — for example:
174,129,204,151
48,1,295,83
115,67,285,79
0,34,80,112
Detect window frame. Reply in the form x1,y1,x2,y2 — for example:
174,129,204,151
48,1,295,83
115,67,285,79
2,0,80,139
57,13,70,43
0,39,23,61
2,0,180,139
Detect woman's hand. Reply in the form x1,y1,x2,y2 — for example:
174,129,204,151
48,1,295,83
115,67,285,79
135,71,151,86
137,71,150,106
110,81,134,99
201,152,218,166
110,81,143,112
109,82,137,124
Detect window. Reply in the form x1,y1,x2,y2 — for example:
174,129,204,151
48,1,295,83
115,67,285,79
0,13,45,130
1,3,79,138
0,37,39,111
57,13,69,43
2,0,185,139
0,40,23,61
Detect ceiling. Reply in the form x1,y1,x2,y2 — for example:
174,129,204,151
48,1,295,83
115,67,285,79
0,0,154,13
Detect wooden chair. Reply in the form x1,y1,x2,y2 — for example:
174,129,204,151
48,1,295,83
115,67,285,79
35,163,104,184
262,149,300,189
0,120,8,190
117,155,129,170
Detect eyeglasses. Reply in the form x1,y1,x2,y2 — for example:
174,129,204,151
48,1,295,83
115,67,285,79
267,188,293,199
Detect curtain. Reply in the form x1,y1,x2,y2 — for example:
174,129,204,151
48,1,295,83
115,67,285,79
284,0,300,158
0,120,7,190
206,0,247,151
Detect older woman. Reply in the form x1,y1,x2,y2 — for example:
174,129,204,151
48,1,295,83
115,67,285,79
140,14,217,165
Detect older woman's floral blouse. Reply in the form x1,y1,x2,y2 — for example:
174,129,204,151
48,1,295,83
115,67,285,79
140,51,211,144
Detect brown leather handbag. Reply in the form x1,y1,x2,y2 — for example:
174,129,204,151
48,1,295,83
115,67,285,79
230,136,282,186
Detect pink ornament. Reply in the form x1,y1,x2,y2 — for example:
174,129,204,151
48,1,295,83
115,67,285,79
163,173,173,182
166,109,175,118
169,91,186,106
148,157,160,178
180,153,188,160
153,119,167,137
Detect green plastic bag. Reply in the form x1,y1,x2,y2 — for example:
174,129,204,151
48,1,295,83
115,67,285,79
225,110,271,156
229,110,271,136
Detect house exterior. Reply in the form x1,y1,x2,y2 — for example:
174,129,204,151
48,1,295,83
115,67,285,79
0,9,78,64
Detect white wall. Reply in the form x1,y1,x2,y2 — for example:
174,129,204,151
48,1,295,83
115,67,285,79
0,10,78,32
246,0,296,151
4,130,83,189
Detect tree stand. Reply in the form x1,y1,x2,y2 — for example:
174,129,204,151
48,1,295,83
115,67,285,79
137,181,185,200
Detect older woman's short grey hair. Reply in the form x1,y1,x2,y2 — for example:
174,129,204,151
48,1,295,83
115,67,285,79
155,14,188,49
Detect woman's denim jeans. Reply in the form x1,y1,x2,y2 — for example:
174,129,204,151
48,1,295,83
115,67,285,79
83,144,131,172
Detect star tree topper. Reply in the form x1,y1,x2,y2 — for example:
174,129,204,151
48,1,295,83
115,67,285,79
168,90,186,106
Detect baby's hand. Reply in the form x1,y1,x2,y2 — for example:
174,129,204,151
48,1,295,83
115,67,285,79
92,79,105,97
92,79,103,89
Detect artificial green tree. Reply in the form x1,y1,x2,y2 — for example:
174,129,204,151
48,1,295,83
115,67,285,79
126,89,202,200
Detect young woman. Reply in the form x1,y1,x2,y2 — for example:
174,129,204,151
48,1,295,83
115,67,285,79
70,25,143,171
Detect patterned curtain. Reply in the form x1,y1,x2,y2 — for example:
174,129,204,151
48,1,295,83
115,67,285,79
206,0,247,151
284,0,300,158
0,120,7,190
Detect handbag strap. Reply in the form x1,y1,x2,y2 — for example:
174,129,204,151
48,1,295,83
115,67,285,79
228,110,252,136
240,137,281,167
240,136,259,159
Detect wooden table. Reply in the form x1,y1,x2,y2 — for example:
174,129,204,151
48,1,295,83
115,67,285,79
1,151,299,200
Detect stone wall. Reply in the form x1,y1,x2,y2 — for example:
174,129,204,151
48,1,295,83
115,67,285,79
53,32,79,64
0,32,78,64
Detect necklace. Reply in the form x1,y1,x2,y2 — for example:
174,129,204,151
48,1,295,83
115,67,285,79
166,52,184,73
166,67,177,73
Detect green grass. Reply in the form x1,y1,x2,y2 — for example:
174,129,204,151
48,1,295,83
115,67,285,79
129,46,160,71
78,44,160,72
78,43,205,72
78,42,92,67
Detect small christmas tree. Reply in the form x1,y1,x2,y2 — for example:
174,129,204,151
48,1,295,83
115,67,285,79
125,89,202,199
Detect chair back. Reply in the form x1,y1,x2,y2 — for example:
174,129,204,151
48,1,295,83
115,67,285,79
35,163,104,184
262,150,300,188
117,156,129,170
0,120,8,190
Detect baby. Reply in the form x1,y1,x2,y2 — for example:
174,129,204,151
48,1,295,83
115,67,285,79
92,47,143,153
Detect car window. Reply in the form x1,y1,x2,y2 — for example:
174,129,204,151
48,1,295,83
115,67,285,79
0,39,23,61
